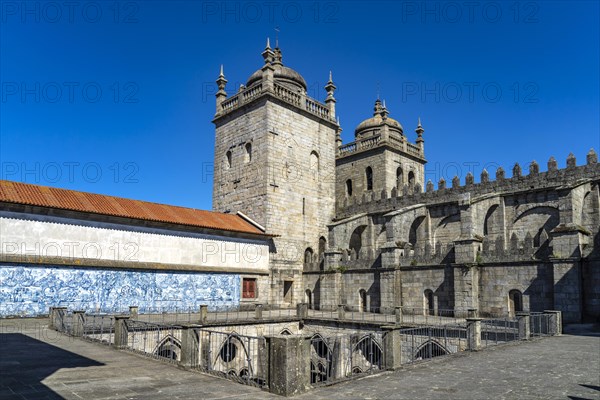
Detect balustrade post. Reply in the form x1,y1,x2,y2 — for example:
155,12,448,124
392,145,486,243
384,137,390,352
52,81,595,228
179,324,200,368
266,335,311,396
53,307,67,332
129,306,139,319
113,315,130,348
516,312,531,340
544,310,562,335
72,310,86,337
466,318,482,351
296,303,308,319
48,307,55,329
382,326,402,369
395,306,403,325
199,304,208,324
255,304,263,320
337,304,346,320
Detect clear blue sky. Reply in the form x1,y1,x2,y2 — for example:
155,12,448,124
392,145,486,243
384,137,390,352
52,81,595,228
1,1,598,211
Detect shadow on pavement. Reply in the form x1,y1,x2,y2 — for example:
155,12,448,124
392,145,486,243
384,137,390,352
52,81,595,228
563,324,600,337
0,333,104,399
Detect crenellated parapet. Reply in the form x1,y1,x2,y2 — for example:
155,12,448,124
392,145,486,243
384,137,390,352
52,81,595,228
336,150,600,220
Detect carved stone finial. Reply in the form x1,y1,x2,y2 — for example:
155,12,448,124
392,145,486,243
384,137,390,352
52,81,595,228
465,172,474,185
587,148,598,165
529,160,539,175
452,175,460,188
481,169,489,184
426,180,434,192
438,178,446,190
566,153,576,169
512,163,522,178
496,167,505,180
548,156,558,172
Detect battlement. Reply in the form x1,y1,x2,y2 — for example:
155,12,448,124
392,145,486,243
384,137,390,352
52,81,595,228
335,150,600,220
337,131,425,160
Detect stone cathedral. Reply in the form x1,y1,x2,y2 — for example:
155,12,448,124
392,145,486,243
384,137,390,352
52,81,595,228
210,42,600,324
1,43,598,324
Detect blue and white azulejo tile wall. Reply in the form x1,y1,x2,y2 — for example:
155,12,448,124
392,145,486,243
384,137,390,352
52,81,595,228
0,265,240,316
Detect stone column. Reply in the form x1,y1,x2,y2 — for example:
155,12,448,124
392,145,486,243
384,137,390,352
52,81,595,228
382,326,402,370
255,304,263,320
296,303,308,319
266,335,311,396
468,308,478,318
199,304,208,324
466,318,482,351
331,335,349,379
53,307,68,331
48,307,55,329
544,310,562,335
180,325,200,368
113,315,130,348
72,310,86,337
337,304,346,320
129,306,139,319
395,306,403,325
516,312,531,340
453,265,480,314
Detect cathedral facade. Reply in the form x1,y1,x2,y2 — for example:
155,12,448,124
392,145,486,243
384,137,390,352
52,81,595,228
211,43,600,323
1,43,598,323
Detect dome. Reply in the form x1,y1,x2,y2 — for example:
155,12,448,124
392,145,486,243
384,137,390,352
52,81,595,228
246,64,307,91
355,99,404,137
246,46,307,91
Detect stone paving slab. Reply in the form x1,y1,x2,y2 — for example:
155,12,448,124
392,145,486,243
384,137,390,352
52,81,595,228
1,318,598,400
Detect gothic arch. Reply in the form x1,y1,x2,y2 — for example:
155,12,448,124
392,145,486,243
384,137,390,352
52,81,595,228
154,335,181,360
415,340,450,360
349,225,367,259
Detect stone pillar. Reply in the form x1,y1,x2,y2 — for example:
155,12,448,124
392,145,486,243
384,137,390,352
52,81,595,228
466,318,482,351
48,307,55,329
468,308,478,318
331,335,349,379
382,326,402,370
199,304,208,324
516,312,531,340
53,307,67,331
296,303,308,319
453,265,480,314
180,325,200,368
544,310,562,335
395,306,403,325
72,310,86,337
255,304,263,320
550,258,583,323
129,306,139,319
113,315,130,348
337,304,346,320
320,268,341,310
266,335,311,396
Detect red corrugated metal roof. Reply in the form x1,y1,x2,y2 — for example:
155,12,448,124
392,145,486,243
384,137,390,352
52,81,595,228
0,180,265,236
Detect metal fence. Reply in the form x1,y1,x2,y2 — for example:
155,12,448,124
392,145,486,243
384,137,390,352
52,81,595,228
480,317,519,348
530,313,552,337
190,328,268,389
399,324,467,363
82,314,115,345
119,320,182,364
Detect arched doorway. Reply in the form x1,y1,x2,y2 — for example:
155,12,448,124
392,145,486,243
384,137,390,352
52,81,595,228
318,237,327,271
305,289,312,309
424,289,434,315
508,289,523,317
359,289,367,312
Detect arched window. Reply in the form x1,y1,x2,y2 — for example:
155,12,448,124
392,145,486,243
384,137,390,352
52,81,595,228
318,237,327,271
396,167,404,188
245,143,252,163
408,171,415,186
305,289,312,309
346,179,353,196
508,289,523,317
366,167,373,191
304,248,314,271
424,289,434,315
359,289,367,312
310,151,319,180
225,151,232,169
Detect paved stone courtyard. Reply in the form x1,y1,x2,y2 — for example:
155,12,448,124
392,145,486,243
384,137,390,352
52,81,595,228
1,319,598,400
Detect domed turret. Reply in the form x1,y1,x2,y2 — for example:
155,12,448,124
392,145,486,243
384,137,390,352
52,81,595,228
354,99,403,139
246,44,307,92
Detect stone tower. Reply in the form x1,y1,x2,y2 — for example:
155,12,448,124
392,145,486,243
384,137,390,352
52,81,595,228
212,41,339,307
336,99,427,203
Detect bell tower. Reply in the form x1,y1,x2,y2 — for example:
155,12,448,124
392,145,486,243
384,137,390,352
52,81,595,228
212,40,339,307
